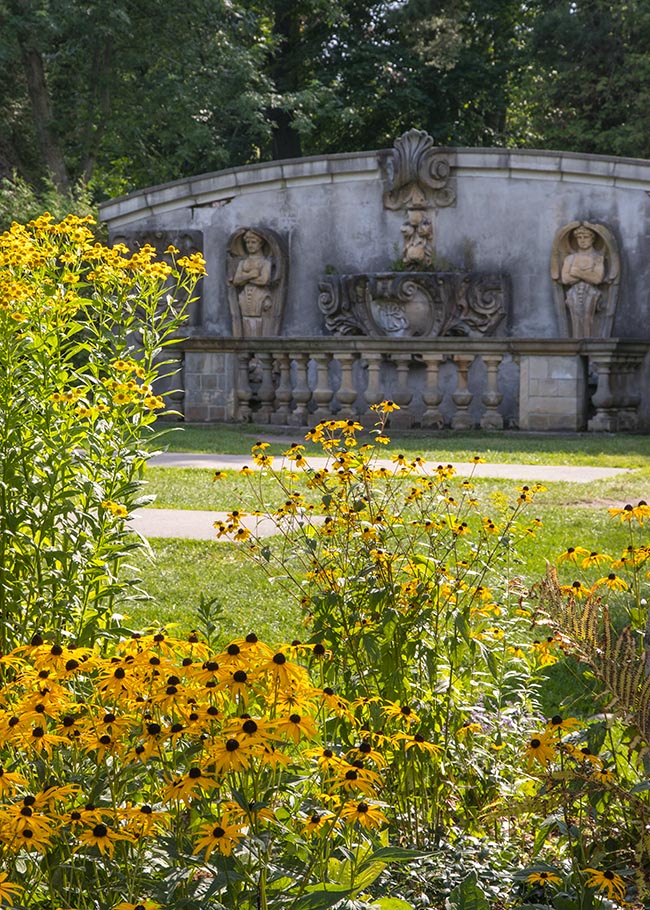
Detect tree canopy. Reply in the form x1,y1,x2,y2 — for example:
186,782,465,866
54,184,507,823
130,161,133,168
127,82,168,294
1,0,649,209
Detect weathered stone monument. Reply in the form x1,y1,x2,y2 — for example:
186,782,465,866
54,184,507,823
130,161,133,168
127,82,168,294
100,130,650,432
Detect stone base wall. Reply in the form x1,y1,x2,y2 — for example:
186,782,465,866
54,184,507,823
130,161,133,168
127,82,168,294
183,351,235,422
519,355,587,431
172,336,649,433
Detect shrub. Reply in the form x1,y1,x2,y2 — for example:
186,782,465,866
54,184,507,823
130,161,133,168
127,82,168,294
0,213,204,650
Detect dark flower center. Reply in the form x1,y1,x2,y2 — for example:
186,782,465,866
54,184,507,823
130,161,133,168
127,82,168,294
226,738,240,752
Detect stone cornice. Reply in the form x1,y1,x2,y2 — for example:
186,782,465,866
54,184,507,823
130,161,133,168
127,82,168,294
99,148,650,228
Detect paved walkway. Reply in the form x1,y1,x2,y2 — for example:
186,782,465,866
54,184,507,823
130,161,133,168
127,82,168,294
128,452,631,541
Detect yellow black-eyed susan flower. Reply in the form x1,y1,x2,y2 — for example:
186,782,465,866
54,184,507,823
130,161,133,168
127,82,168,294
193,819,245,859
525,732,555,767
526,870,562,887
340,800,388,830
583,868,626,901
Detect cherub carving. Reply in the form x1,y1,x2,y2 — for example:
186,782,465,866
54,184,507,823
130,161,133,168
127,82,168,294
227,228,286,337
550,221,620,338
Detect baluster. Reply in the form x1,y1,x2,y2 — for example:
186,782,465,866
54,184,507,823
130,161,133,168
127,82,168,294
334,352,358,419
480,354,504,430
312,352,334,422
363,352,384,420
272,353,292,425
589,356,615,431
451,354,474,430
289,353,311,426
391,353,414,428
236,352,252,422
421,353,445,429
256,352,275,423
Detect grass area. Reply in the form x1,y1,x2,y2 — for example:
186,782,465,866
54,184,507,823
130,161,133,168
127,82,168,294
123,539,302,644
141,463,649,513
151,421,650,468
130,422,648,713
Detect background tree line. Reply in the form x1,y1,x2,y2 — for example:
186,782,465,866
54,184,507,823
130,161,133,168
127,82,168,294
1,0,649,221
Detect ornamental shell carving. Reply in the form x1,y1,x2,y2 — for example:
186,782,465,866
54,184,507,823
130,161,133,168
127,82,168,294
379,129,456,211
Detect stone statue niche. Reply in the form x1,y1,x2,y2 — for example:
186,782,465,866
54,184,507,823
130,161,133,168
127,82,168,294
227,227,287,337
550,221,620,338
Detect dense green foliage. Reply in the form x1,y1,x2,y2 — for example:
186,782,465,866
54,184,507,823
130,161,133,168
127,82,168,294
1,0,649,219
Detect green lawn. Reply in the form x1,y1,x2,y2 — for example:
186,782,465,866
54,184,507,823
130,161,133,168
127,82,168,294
150,420,650,467
127,422,648,720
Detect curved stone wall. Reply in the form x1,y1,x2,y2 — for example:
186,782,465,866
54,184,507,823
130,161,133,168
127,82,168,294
100,144,650,341
99,139,650,430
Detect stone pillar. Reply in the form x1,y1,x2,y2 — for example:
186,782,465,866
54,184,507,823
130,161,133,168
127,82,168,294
255,352,276,423
363,352,384,420
288,353,311,426
334,352,358,419
272,353,292,425
589,351,645,432
519,355,587,431
451,355,474,430
480,354,504,430
312,352,334,422
390,354,414,428
421,353,445,429
235,352,252,422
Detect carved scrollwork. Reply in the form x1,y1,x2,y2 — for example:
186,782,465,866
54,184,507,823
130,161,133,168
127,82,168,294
379,129,456,211
452,274,508,337
319,271,507,338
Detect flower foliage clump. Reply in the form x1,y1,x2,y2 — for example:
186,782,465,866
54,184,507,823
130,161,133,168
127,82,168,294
0,629,424,909
0,214,205,651
214,409,649,908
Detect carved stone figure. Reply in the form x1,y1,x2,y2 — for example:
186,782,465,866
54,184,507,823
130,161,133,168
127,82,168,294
379,129,455,270
401,198,434,267
550,221,620,338
227,228,286,337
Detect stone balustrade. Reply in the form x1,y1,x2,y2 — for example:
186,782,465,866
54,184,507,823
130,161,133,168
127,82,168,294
177,336,649,432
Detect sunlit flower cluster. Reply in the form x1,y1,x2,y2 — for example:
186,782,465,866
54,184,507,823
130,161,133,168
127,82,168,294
0,629,447,904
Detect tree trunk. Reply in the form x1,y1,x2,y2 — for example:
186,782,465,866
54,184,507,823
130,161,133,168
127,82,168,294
268,0,303,160
17,34,70,192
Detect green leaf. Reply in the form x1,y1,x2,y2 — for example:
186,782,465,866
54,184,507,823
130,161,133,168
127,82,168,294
370,899,415,910
445,872,490,910
360,846,429,865
292,886,352,910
